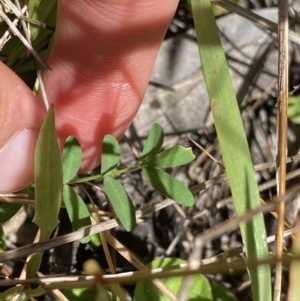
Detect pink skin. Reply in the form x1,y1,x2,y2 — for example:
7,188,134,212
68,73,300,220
0,0,178,193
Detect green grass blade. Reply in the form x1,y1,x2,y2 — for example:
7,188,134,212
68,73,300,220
191,1,271,300
28,0,57,41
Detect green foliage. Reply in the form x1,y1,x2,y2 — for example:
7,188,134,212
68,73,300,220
141,123,164,163
140,124,195,206
70,123,194,230
1,0,56,73
62,136,90,242
26,253,42,278
142,167,194,206
30,105,62,277
144,145,195,168
59,123,194,238
89,233,102,247
211,0,239,16
62,136,82,184
0,202,21,223
0,1,273,300
28,0,57,41
33,105,62,241
288,95,300,124
62,185,91,243
135,258,237,301
63,288,97,301
191,0,271,300
0,287,28,301
103,177,136,231
64,123,194,231
0,225,5,253
1,118,194,300
101,134,120,175
19,294,29,301
33,119,193,246
208,278,238,301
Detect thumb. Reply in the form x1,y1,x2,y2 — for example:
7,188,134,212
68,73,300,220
0,62,45,193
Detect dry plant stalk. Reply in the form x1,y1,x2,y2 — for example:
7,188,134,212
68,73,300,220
0,199,176,262
274,0,289,300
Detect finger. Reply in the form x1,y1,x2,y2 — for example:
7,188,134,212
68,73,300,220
0,62,45,193
42,0,179,172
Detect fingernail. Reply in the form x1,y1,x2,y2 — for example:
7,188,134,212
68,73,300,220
0,129,39,193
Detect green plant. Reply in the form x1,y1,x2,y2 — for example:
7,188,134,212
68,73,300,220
134,258,238,301
288,94,300,124
0,0,288,300
191,0,271,300
0,105,196,299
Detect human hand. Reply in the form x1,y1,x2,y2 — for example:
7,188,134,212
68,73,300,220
0,0,178,193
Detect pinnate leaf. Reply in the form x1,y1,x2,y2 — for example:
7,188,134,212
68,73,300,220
142,167,194,206
103,177,136,231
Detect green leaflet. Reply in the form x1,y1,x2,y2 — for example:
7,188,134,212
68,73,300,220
63,185,91,244
103,177,136,231
62,136,82,184
142,167,194,206
101,135,120,175
141,123,164,163
145,145,195,168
